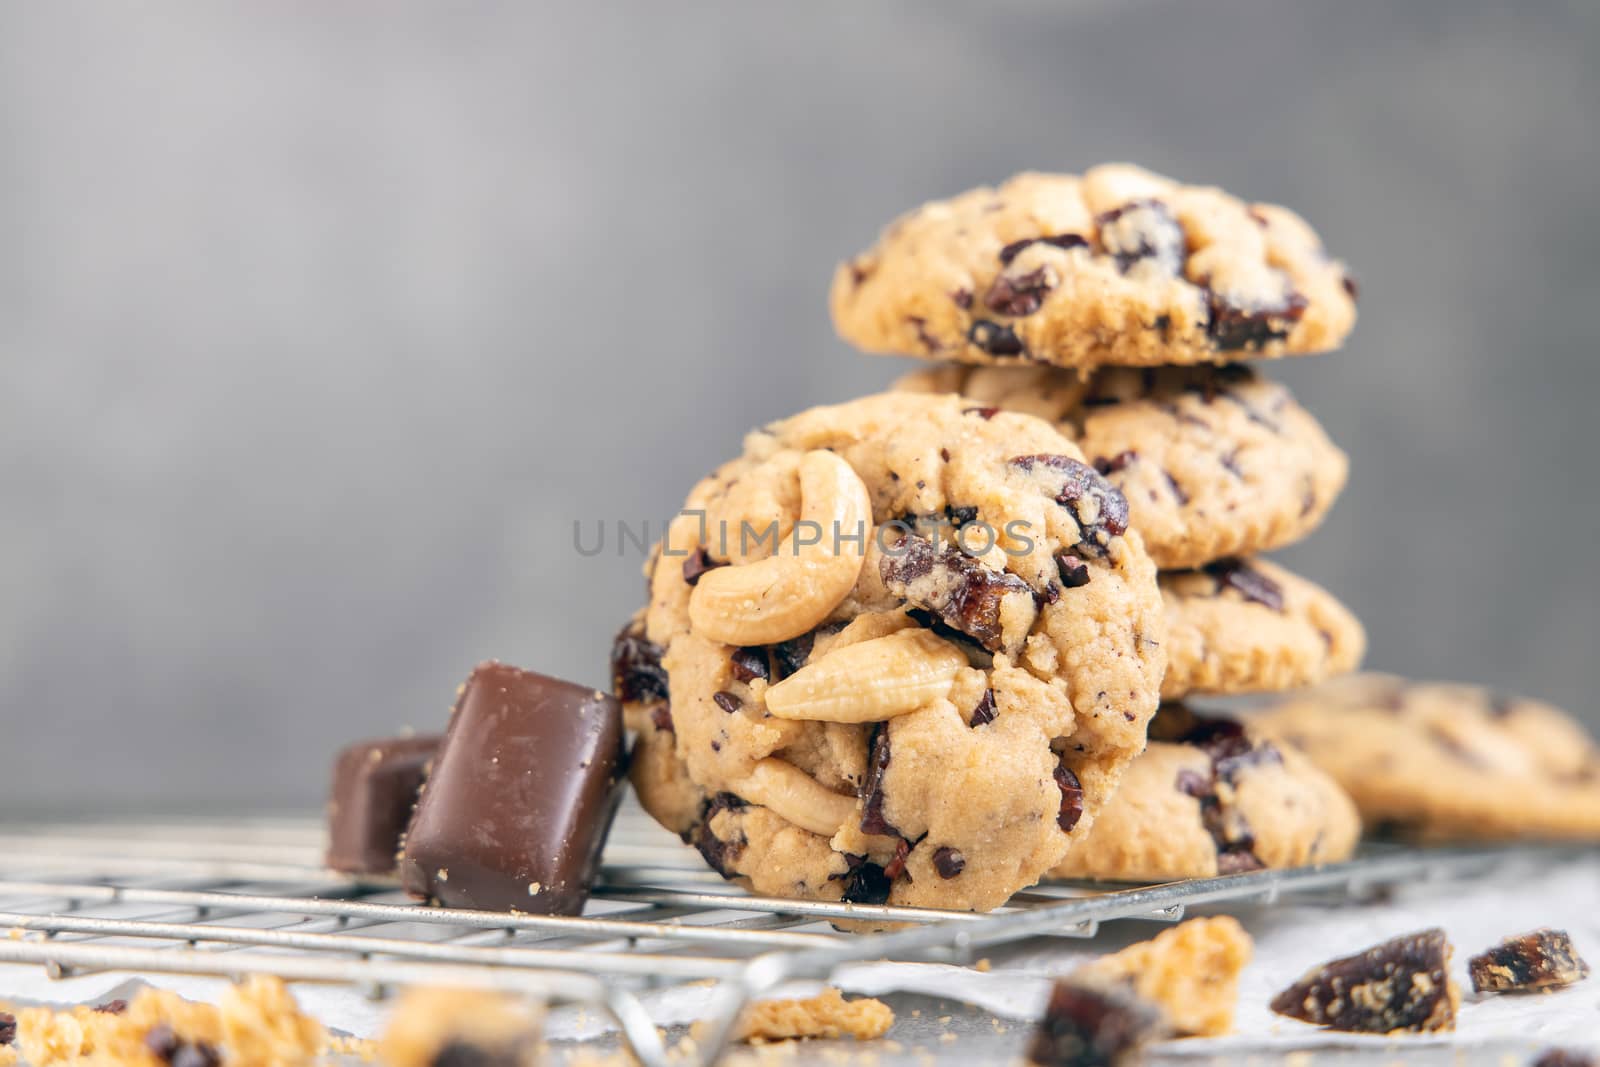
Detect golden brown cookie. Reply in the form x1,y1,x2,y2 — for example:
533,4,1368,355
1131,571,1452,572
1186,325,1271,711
832,164,1356,370
1254,674,1600,841
1160,557,1364,699
897,362,1348,569
1052,705,1359,881
614,392,1166,913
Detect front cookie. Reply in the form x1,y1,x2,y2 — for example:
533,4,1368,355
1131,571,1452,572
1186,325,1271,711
615,392,1167,913
832,164,1356,370
1160,557,1365,699
1052,706,1360,881
1254,674,1600,842
898,363,1348,569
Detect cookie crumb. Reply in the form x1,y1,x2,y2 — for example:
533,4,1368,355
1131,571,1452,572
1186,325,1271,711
1080,916,1253,1036
694,988,892,1044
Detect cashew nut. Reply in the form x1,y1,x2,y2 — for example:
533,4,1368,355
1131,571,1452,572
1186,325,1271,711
688,450,871,645
765,629,967,723
732,758,858,837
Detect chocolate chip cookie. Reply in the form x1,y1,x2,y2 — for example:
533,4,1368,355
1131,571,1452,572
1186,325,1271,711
615,392,1167,913
1052,706,1359,881
898,362,1348,569
1160,557,1365,699
1255,674,1600,841
832,164,1356,370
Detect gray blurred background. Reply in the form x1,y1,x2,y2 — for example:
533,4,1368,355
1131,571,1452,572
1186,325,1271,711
2,1,1596,815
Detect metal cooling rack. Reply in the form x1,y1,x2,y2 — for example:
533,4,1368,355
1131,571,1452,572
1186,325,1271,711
0,802,1540,1066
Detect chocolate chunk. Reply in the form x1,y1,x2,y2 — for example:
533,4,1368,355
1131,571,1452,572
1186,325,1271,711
145,1025,221,1067
1055,553,1091,589
1156,706,1278,871
932,847,966,879
1270,929,1459,1033
712,690,742,713
998,234,1088,265
1096,200,1186,276
1008,454,1130,554
695,793,748,879
770,631,816,681
730,647,769,683
610,622,669,704
1206,289,1309,351
880,533,1036,653
970,689,998,727
326,734,442,875
1093,450,1137,476
968,319,1026,357
1027,978,1166,1067
1202,558,1285,612
951,287,974,309
1534,1052,1598,1067
860,724,900,837
842,861,892,905
400,662,625,914
986,266,1054,316
0,1012,14,1047
681,547,724,586
432,1041,525,1067
1055,760,1084,833
1469,929,1591,994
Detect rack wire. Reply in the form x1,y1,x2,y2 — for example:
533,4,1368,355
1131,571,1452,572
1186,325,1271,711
0,802,1540,1066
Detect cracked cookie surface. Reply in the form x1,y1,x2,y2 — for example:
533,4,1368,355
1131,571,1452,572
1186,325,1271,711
832,164,1356,370
1053,706,1359,881
1255,674,1600,841
1160,557,1364,699
616,392,1166,913
898,363,1347,569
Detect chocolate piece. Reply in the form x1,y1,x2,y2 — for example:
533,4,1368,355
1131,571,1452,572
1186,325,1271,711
1008,454,1130,555
431,1041,524,1067
1206,289,1308,351
1157,706,1279,872
1055,760,1084,833
695,793,748,878
1055,553,1091,589
880,532,1036,653
1270,928,1458,1033
400,662,625,914
1534,1052,1597,1067
94,999,129,1015
729,646,769,683
998,234,1088,265
1027,978,1166,1067
712,690,742,713
968,319,1026,356
986,265,1054,316
681,546,724,586
1203,558,1285,612
326,734,442,875
145,1025,221,1067
933,847,966,879
970,689,998,727
859,724,899,838
610,622,668,704
842,860,893,905
0,1011,14,1047
1469,929,1590,994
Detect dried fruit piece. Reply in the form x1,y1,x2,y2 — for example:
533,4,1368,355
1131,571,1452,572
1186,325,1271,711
1270,928,1459,1033
610,621,668,704
879,533,1037,654
1026,977,1167,1067
1469,929,1590,994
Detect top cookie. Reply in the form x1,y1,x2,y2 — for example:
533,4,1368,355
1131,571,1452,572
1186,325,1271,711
831,164,1356,370
615,391,1167,913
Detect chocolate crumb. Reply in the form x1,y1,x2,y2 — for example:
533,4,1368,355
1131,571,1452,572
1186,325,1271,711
933,846,966,879
968,319,1025,357
1469,929,1590,994
970,689,998,727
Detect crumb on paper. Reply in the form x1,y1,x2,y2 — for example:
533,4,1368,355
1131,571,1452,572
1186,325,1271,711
691,988,892,1044
973,958,992,972
1079,915,1253,1037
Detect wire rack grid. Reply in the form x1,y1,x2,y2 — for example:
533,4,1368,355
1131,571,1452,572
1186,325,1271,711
0,802,1533,1066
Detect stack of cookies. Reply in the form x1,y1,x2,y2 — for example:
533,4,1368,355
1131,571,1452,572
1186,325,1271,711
615,164,1367,913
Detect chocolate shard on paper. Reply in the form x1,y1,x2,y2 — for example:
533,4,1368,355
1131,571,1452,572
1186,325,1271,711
399,662,625,914
325,734,442,875
1469,928,1590,994
1026,976,1167,1067
1270,928,1458,1033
